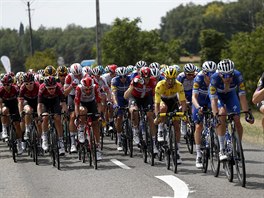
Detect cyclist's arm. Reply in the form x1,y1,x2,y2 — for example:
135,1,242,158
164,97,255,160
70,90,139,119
37,103,44,117
0,98,2,113
124,85,133,100
252,88,264,104
18,97,24,115
192,92,200,109
239,94,249,112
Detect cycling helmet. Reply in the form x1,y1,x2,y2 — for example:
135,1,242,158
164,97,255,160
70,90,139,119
164,66,177,79
91,66,101,76
135,60,147,68
70,63,82,75
126,65,134,73
1,74,13,84
149,62,160,69
108,64,117,74
97,65,105,74
116,67,128,76
44,65,57,76
139,67,151,78
184,63,196,73
23,72,35,82
217,59,234,74
171,65,181,73
37,69,44,76
150,68,160,78
44,76,57,87
82,66,91,75
81,76,94,88
202,61,217,73
57,65,68,76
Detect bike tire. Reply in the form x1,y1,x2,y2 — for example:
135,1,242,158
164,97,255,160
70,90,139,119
10,125,17,163
202,148,209,173
90,130,97,170
233,131,246,187
32,124,38,165
210,129,220,177
186,123,194,154
171,129,178,174
53,129,60,170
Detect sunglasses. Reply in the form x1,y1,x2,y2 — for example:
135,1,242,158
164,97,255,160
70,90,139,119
120,75,127,79
59,74,67,77
186,73,195,76
3,83,11,86
84,87,93,91
220,73,233,79
25,82,34,86
46,87,56,90
204,71,214,77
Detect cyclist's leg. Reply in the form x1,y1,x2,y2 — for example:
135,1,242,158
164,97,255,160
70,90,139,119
68,95,77,152
1,106,9,139
129,97,139,144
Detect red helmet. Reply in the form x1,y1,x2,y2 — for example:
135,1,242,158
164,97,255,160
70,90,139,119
23,72,35,82
81,76,94,88
108,64,117,74
140,67,151,78
1,74,13,84
44,76,57,87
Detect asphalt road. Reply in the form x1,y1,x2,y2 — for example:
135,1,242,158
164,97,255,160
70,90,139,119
0,137,263,198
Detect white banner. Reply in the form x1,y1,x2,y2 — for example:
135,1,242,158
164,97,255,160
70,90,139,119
1,56,11,73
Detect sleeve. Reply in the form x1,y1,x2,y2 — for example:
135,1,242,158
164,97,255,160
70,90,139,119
74,86,81,105
111,78,118,95
192,76,200,94
94,85,101,103
178,83,186,102
154,82,162,104
209,76,218,99
236,71,246,96
64,74,72,87
38,86,44,103
18,85,25,98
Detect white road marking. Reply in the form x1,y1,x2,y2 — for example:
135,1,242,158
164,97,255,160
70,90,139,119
153,175,189,198
110,159,131,169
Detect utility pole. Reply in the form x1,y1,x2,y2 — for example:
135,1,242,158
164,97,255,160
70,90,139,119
96,0,102,65
27,1,34,56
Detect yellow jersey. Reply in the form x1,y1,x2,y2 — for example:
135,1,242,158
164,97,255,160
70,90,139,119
155,79,186,103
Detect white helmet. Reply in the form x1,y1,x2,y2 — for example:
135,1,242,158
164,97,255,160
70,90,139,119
149,62,160,69
135,60,147,68
150,68,160,78
184,63,196,73
116,67,128,76
217,59,234,74
202,61,217,72
171,64,181,73
70,63,82,75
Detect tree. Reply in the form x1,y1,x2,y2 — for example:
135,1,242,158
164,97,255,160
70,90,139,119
25,48,57,71
199,29,226,63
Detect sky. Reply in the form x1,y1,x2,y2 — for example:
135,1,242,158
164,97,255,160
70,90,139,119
1,0,236,31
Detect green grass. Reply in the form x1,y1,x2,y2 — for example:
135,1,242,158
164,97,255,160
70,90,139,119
242,110,264,146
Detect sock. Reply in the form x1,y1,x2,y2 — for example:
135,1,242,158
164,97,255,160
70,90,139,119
177,143,181,155
196,144,201,157
158,123,164,132
218,135,225,151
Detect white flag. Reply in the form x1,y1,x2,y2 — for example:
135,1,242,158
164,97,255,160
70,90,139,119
1,56,11,73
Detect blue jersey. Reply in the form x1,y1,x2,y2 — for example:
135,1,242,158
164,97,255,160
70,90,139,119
209,69,246,99
177,72,194,102
192,71,210,106
129,71,138,81
111,75,130,98
209,69,246,113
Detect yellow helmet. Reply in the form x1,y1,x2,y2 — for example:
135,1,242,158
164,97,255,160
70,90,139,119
44,65,57,76
160,64,168,70
164,66,177,79
57,65,68,76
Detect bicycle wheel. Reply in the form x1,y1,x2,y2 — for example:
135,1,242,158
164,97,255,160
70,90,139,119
171,128,178,173
100,122,104,150
127,119,133,158
122,120,128,155
186,122,194,154
146,124,154,166
9,124,17,163
233,131,246,187
201,147,209,173
90,130,97,170
223,138,234,182
63,119,70,153
165,125,172,170
209,129,220,177
32,124,38,165
53,129,60,170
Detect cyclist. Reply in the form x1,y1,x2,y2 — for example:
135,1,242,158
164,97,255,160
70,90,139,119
252,72,264,129
209,59,254,161
18,72,41,140
74,76,103,160
57,65,68,86
111,67,130,151
192,61,217,168
151,68,165,82
124,67,157,152
0,74,23,154
129,60,147,80
64,63,83,153
177,63,197,136
154,67,187,164
38,76,67,156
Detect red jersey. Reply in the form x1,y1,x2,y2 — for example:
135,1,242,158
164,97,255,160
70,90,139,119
0,85,19,101
131,75,156,98
38,83,65,103
74,84,101,105
19,82,39,100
